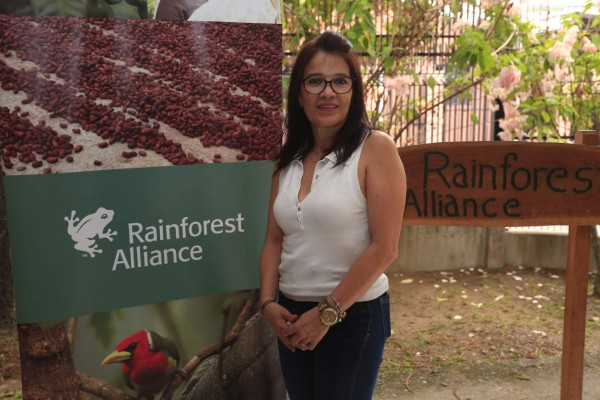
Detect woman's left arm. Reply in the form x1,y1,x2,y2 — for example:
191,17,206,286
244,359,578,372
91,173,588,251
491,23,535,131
331,132,407,310
287,132,406,350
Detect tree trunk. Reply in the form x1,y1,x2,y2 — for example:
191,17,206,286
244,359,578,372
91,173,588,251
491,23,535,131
18,323,80,399
0,176,16,329
592,226,600,298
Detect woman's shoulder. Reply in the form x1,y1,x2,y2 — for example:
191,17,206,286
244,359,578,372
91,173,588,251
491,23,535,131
363,130,398,155
361,130,405,182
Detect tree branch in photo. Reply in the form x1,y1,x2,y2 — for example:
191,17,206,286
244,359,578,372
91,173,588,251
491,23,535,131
159,294,256,400
78,372,136,400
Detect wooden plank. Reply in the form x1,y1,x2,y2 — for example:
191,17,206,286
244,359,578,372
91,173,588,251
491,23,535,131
397,141,600,226
560,131,598,400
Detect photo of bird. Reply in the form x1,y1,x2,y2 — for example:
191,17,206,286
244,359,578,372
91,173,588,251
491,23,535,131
101,329,181,400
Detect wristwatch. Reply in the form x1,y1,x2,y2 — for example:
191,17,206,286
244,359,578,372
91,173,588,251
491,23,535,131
318,301,341,326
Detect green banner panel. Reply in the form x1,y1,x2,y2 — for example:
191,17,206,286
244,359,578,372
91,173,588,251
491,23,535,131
4,161,272,323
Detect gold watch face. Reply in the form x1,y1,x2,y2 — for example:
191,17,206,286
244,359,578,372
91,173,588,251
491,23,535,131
320,306,339,326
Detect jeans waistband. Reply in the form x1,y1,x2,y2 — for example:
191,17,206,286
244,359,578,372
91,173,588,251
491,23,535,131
279,291,388,306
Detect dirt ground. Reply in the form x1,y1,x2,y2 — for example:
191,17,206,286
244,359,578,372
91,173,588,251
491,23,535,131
2,267,600,399
374,267,600,399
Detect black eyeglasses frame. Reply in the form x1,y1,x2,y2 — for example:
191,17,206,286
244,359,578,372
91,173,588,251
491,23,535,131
301,77,355,95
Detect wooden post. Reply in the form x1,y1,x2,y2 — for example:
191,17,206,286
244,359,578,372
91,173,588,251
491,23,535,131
560,131,599,399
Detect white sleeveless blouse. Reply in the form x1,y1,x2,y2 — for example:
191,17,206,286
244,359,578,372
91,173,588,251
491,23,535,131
273,138,389,302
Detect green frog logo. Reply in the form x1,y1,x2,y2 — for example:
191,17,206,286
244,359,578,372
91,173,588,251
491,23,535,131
65,207,118,257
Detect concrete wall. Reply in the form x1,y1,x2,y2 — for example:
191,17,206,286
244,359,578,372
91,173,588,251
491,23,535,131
389,226,599,272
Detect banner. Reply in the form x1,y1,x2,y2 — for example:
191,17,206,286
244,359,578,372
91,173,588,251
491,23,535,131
0,1,284,398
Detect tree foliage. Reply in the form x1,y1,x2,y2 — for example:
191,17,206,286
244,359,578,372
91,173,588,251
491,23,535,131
448,0,600,141
284,0,600,142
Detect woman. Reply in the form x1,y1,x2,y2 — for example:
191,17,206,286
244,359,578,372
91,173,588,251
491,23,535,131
260,31,406,400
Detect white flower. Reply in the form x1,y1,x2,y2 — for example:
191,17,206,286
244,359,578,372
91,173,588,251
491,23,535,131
499,102,527,136
497,130,515,141
541,70,555,96
553,64,570,83
563,26,579,47
489,85,508,101
497,65,521,90
503,101,519,118
549,42,574,63
582,36,597,53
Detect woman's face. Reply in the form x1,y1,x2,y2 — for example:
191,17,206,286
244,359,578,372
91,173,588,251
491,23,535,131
299,51,353,136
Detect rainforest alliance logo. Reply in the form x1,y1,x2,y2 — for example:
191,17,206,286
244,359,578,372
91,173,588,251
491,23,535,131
64,207,118,258
113,214,245,271
64,207,246,270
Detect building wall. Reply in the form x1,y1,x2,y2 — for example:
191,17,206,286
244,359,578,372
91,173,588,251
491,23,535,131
389,225,599,272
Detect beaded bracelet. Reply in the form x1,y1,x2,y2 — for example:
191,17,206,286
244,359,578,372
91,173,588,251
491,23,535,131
261,299,276,314
328,294,346,319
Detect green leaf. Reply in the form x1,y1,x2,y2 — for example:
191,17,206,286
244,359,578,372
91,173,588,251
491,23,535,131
427,76,437,90
478,50,494,73
450,30,494,72
470,113,479,124
541,111,551,123
384,57,394,71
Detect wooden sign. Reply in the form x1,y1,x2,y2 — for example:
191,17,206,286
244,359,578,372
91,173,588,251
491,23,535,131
398,141,600,226
398,133,600,400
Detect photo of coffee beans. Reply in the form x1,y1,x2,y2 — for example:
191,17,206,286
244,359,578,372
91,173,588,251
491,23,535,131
0,15,282,175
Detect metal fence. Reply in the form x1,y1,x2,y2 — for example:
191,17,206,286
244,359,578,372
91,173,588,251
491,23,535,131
283,1,589,145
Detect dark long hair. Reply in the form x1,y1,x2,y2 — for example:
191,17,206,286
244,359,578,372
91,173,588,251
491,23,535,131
276,31,370,171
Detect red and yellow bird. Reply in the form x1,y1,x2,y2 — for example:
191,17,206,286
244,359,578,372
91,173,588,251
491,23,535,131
101,329,180,400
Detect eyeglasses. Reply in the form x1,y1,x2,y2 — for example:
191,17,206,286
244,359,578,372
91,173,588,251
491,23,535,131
302,76,354,95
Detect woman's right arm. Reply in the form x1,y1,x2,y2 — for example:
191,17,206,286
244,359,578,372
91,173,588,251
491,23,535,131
259,170,298,350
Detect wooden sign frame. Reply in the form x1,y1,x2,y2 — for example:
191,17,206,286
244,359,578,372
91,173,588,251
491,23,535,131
398,132,600,400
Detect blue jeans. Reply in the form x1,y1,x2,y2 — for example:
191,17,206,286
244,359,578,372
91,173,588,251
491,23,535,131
277,292,391,400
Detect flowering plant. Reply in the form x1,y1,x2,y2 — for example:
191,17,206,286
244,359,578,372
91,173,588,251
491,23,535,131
449,0,600,141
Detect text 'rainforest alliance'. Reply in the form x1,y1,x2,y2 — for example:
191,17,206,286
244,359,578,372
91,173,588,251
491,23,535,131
112,214,245,270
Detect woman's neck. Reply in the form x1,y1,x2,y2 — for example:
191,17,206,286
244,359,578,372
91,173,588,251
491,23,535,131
311,129,337,158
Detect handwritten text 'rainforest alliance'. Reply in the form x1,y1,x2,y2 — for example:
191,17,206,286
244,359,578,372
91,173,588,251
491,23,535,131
112,214,245,270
